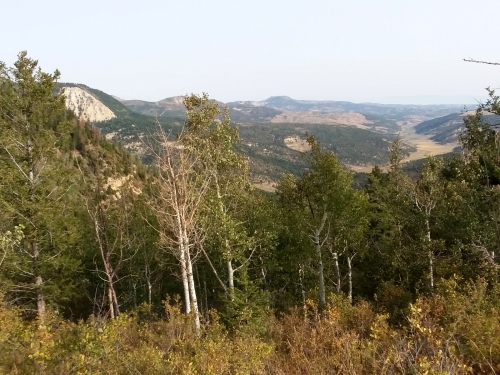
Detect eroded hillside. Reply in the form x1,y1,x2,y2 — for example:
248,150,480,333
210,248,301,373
64,86,116,122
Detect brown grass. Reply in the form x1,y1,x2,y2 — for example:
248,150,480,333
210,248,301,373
400,124,458,162
349,125,459,173
284,136,311,152
253,181,276,192
271,111,372,128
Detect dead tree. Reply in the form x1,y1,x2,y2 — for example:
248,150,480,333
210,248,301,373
86,188,139,319
146,125,212,332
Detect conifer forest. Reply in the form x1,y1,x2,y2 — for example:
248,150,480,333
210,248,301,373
2,52,500,374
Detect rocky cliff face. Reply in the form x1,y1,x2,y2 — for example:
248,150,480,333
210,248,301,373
64,86,116,122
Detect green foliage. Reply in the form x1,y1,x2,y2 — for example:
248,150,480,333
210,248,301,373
237,122,400,182
2,281,499,374
0,52,83,314
275,136,370,309
0,299,273,374
2,53,500,373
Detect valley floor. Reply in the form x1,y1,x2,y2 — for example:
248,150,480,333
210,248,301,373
399,123,458,161
350,124,458,173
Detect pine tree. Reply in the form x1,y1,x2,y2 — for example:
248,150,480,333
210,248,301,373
0,52,79,321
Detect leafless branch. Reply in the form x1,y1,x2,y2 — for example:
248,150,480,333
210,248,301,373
233,245,259,273
463,58,500,66
200,243,229,297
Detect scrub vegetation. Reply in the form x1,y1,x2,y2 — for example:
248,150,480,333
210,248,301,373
2,52,500,374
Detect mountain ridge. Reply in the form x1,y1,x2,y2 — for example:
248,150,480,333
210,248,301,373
415,111,500,144
59,82,474,186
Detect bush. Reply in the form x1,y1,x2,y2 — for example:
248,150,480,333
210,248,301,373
1,282,500,374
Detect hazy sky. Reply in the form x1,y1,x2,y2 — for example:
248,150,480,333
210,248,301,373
2,0,499,104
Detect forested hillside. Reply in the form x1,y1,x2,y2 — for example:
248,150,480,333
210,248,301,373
60,82,470,186
61,83,405,185
2,52,500,374
415,110,500,144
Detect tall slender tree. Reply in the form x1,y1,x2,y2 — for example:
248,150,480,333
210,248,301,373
278,136,369,307
0,52,79,321
147,119,212,331
409,157,444,290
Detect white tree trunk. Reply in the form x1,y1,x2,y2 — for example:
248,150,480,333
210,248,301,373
176,209,191,314
145,264,152,305
35,274,46,321
112,284,120,316
298,263,306,315
347,256,353,305
147,280,152,306
107,285,115,319
32,242,46,322
227,259,234,301
179,244,191,314
105,275,120,319
314,228,326,307
185,234,200,331
333,252,341,294
425,217,434,290
217,180,236,302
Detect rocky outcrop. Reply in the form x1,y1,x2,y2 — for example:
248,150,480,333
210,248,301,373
64,86,116,122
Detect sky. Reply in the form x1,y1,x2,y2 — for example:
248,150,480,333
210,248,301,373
2,0,500,104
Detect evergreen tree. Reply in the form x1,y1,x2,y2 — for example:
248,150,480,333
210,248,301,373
277,136,369,308
0,52,81,320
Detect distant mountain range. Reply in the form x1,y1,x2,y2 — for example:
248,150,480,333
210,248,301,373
59,83,480,186
229,96,470,119
118,94,472,134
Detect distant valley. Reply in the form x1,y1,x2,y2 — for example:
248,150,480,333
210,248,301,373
61,83,483,187
414,111,500,144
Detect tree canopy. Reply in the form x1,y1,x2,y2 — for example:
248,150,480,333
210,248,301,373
1,52,500,373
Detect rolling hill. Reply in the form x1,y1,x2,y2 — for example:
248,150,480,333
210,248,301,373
60,83,183,156
414,111,500,144
60,83,476,187
229,96,469,122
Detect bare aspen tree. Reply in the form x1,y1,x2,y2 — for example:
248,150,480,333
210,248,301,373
148,94,268,327
146,123,211,331
86,189,139,319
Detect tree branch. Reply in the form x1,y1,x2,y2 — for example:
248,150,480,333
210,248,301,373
463,58,500,66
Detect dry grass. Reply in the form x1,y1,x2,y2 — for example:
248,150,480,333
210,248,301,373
284,136,311,152
253,181,276,192
271,111,372,128
349,125,459,173
348,164,376,173
399,123,458,162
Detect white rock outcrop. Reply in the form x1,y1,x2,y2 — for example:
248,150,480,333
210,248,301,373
64,87,116,122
